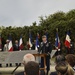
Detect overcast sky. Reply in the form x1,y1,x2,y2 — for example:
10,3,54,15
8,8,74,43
0,0,75,27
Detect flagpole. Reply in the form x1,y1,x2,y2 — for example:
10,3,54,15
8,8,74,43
0,29,2,51
29,30,32,50
8,33,13,52
55,28,60,55
56,28,58,33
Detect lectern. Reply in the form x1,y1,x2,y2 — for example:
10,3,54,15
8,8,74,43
33,53,47,72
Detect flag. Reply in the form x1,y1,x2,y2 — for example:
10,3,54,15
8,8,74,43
65,31,71,48
45,32,48,41
55,32,60,49
29,32,32,49
8,35,13,52
35,36,39,50
0,34,2,51
37,32,40,39
19,35,24,50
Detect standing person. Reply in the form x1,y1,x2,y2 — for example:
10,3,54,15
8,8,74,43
70,40,74,54
65,54,75,71
39,35,52,75
65,40,74,54
24,41,30,50
3,39,11,67
13,40,19,51
55,42,62,56
3,39,9,51
32,40,36,50
50,55,66,75
55,61,74,75
32,39,40,50
64,31,71,54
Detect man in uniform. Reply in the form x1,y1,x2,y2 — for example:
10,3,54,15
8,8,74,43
39,35,52,75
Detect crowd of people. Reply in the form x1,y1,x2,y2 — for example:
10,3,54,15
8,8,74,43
14,35,75,75
0,35,75,75
50,54,75,75
0,34,74,55
14,53,75,75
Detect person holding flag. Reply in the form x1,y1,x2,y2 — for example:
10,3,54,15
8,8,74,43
3,34,13,67
19,35,24,51
28,32,32,50
55,32,61,55
4,34,13,52
25,41,30,50
8,35,13,52
70,39,74,54
31,40,36,50
35,33,40,50
64,31,71,54
37,32,40,39
31,32,40,50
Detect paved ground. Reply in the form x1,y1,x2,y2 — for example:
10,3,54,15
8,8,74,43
0,65,55,74
0,59,56,75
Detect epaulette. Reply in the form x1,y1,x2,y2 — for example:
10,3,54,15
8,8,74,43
48,42,50,43
41,42,43,44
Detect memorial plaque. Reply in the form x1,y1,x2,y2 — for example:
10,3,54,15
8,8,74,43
0,50,37,64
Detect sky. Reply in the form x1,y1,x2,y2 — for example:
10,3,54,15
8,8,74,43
0,0,75,27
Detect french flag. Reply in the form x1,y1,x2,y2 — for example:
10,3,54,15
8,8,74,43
65,31,71,48
29,32,32,49
55,33,60,49
8,35,13,52
35,36,39,50
37,32,40,39
19,36,24,50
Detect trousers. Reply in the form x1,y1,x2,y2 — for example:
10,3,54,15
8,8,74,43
41,56,50,73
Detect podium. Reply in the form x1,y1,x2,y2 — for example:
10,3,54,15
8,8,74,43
33,53,47,72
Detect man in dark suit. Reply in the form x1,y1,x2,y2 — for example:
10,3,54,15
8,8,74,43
39,35,52,75
31,40,36,50
13,40,19,51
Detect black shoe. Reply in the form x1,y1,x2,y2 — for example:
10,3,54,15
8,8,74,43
15,63,18,66
40,70,45,75
10,63,12,67
19,63,21,66
6,64,8,67
0,64,2,67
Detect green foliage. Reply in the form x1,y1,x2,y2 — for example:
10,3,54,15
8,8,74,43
0,9,75,51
